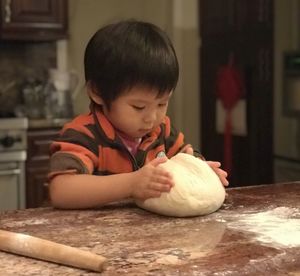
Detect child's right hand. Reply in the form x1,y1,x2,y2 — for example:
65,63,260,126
131,157,174,200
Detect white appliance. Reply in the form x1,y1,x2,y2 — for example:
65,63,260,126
0,117,28,210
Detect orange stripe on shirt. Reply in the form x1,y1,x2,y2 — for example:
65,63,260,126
139,135,158,151
99,145,133,173
166,132,185,158
51,142,98,174
62,114,95,139
95,112,116,140
144,144,166,164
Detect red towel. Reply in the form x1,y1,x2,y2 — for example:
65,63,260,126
216,54,245,175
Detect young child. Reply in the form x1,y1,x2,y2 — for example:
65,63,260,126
49,19,228,209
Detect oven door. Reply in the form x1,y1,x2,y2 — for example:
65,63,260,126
0,161,25,211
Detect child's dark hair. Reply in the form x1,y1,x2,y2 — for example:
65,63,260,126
84,19,179,107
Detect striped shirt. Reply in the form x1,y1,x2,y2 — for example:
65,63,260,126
49,106,193,178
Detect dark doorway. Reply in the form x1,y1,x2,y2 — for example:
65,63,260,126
199,0,274,187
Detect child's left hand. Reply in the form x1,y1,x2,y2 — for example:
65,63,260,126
182,146,229,187
206,161,229,187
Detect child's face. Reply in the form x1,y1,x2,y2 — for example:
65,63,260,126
102,86,172,139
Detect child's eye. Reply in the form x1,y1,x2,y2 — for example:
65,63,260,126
132,105,145,110
158,103,167,107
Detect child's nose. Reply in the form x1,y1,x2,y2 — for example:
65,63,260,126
143,111,157,123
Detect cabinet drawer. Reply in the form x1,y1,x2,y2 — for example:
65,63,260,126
27,128,60,161
26,165,50,208
26,127,60,208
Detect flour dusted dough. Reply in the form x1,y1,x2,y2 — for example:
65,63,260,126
136,153,226,217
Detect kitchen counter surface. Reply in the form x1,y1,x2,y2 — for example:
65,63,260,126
0,182,299,275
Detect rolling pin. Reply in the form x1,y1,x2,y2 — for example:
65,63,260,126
0,229,107,272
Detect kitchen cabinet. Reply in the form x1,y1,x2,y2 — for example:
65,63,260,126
0,0,68,41
26,127,60,208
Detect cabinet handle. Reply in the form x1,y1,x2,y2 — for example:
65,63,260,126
43,182,49,188
4,0,11,23
0,168,21,176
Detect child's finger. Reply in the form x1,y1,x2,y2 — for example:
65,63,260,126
157,174,174,186
146,190,162,198
150,182,172,192
218,168,228,177
206,161,221,168
183,146,194,155
150,156,168,167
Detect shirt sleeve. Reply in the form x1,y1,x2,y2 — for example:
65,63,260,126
49,127,99,178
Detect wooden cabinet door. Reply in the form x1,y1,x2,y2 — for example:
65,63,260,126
26,128,59,208
199,0,274,187
0,0,68,40
26,164,50,208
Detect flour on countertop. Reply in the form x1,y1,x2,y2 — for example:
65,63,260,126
227,207,300,248
3,218,49,228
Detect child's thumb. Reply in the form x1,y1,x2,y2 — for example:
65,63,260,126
150,156,168,167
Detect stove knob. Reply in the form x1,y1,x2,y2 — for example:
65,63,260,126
1,135,15,148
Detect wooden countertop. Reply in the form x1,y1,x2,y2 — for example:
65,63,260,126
0,182,299,275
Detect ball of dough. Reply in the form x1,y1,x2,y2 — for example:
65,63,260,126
135,153,226,217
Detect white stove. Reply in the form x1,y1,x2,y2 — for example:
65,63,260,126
0,117,28,210
0,117,27,155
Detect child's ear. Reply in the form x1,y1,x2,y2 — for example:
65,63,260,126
87,81,104,105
